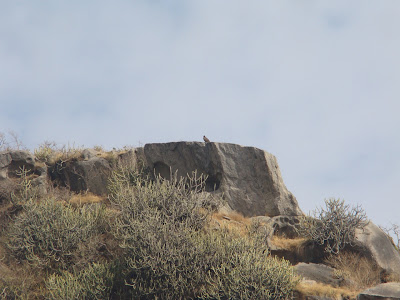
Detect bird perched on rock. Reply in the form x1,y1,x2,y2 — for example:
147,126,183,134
203,135,211,143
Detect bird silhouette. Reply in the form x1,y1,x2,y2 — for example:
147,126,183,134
203,135,211,143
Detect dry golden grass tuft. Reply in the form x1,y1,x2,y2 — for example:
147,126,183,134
384,272,400,283
270,235,307,250
50,149,82,164
69,193,106,207
212,211,251,225
295,280,357,300
98,151,118,162
325,251,381,291
210,211,253,237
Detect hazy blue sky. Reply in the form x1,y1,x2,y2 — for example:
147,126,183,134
1,1,399,227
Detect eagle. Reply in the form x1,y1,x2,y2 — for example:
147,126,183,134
203,135,211,143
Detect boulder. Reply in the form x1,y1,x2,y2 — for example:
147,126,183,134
357,282,400,300
50,156,112,195
354,222,400,276
142,142,302,217
117,148,146,170
270,215,302,238
294,263,344,287
0,150,48,200
81,148,99,160
0,150,35,179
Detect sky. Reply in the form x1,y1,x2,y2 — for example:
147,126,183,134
1,1,399,228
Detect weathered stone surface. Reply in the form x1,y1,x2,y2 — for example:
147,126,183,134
357,282,400,300
271,215,301,238
117,148,146,170
81,148,99,160
354,222,400,275
0,150,48,200
251,215,301,238
31,165,48,195
50,157,112,195
0,150,35,179
294,263,343,287
142,142,302,217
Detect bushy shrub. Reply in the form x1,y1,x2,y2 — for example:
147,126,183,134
199,229,299,300
109,168,299,299
109,168,219,232
6,198,107,269
45,263,114,299
298,198,368,254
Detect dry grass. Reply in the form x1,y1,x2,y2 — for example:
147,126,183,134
210,211,252,237
69,193,106,207
295,280,357,300
212,211,251,225
270,235,307,250
49,149,82,164
325,251,381,291
384,272,400,283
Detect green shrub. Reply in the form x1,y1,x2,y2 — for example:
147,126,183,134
109,168,219,232
109,168,299,299
6,198,107,270
45,263,114,299
298,198,368,254
198,229,299,300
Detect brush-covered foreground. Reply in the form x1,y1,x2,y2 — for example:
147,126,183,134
0,165,299,299
1,138,399,299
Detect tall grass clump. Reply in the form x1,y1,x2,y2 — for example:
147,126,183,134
325,251,381,291
298,198,368,254
6,198,107,270
108,167,299,299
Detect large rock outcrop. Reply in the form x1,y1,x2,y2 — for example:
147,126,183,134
354,222,400,276
141,142,302,217
0,143,302,217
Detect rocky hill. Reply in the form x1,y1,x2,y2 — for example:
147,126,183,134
0,142,399,299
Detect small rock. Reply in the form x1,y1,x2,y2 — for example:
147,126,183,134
295,263,343,287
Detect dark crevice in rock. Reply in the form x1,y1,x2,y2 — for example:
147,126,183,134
153,161,171,180
205,172,221,192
